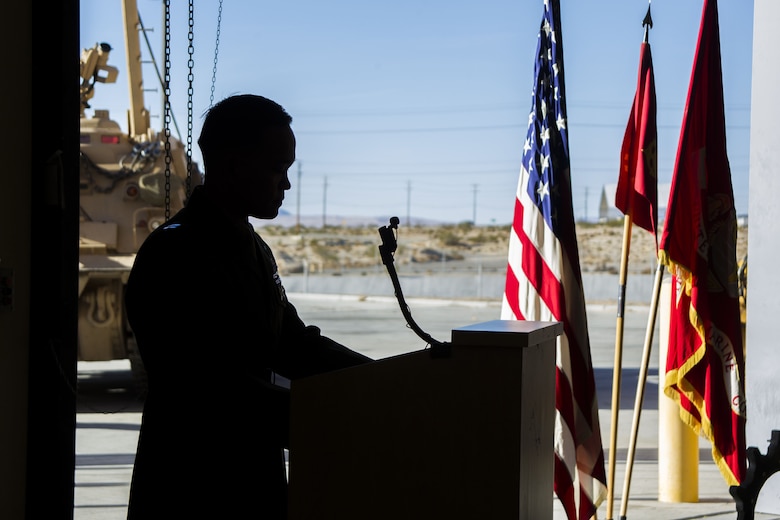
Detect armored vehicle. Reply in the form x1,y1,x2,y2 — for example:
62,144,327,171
78,4,201,393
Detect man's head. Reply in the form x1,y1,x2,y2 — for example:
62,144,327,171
198,94,295,220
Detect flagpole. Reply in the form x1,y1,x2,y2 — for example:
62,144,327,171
618,260,664,519
608,5,656,516
606,213,632,520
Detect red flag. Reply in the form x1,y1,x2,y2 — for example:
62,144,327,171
501,1,606,517
659,0,746,486
616,41,658,237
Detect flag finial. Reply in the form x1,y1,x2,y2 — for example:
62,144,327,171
643,3,654,43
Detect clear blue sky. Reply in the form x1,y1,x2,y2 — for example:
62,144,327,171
80,0,754,225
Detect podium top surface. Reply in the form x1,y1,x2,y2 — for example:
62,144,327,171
451,319,563,348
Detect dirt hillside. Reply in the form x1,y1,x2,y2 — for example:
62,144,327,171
257,221,748,277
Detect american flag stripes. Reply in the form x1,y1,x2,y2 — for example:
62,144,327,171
501,1,606,518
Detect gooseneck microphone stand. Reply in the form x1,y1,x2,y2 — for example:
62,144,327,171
377,217,451,358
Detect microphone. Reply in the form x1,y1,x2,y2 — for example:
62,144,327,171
377,216,399,265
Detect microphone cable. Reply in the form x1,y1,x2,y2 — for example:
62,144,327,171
377,217,450,358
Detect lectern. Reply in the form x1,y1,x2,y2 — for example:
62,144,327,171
288,319,562,520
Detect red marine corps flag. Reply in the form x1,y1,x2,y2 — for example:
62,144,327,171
659,0,746,486
616,39,658,237
608,13,659,518
501,1,606,518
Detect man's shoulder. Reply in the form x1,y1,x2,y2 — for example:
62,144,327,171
149,214,194,238
136,213,199,257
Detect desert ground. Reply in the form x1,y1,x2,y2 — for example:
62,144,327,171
256,220,748,278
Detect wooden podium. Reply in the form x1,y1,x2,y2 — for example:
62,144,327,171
288,319,562,520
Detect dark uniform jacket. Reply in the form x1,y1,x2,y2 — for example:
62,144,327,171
124,185,372,519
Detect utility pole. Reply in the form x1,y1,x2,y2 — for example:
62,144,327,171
472,184,478,224
322,176,328,228
296,161,302,233
406,180,411,226
584,186,589,222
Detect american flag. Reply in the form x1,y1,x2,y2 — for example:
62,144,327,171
501,1,607,518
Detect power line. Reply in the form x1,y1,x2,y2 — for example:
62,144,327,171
293,121,750,136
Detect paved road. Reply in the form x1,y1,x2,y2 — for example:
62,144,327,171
74,294,775,519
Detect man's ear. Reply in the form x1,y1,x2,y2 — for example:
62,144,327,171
213,150,239,178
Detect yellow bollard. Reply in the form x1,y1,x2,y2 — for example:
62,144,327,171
658,279,699,502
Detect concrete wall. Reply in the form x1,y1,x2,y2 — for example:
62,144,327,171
746,0,780,513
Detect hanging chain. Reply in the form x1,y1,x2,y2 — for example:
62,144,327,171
163,0,172,221
209,0,223,108
186,0,195,198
